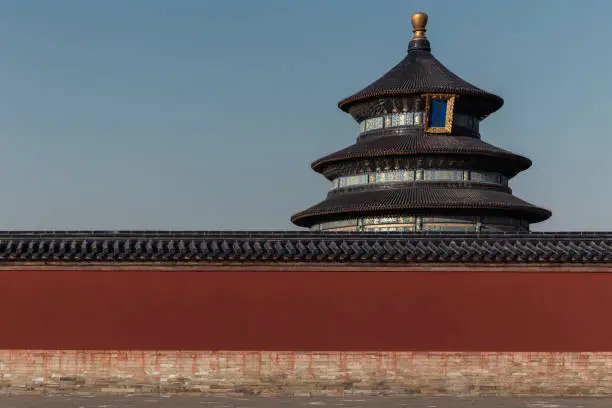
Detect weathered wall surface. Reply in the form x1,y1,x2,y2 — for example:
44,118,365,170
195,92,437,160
2,264,612,396
1,350,612,396
0,265,611,351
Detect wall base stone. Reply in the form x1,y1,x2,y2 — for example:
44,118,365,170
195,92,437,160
0,351,611,397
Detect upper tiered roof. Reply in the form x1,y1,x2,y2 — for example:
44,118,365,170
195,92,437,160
338,12,503,119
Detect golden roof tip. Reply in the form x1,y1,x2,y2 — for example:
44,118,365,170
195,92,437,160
411,12,428,40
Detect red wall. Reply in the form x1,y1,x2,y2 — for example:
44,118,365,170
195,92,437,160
1,269,611,351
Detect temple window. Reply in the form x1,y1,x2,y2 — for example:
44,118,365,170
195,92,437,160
358,109,477,135
453,113,480,134
429,99,447,127
311,215,529,233
360,112,421,133
424,94,456,133
330,169,508,191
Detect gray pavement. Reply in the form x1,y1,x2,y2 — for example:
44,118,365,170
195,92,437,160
0,395,608,408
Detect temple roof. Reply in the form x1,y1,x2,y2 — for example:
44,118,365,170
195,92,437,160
337,14,503,118
0,231,607,263
312,133,532,177
291,186,551,227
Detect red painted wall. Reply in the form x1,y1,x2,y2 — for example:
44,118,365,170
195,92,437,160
1,269,611,351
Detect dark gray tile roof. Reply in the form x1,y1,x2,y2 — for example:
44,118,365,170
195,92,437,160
291,186,551,227
312,133,531,175
338,50,504,117
0,231,608,263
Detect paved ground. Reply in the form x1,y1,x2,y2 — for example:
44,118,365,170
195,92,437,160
0,395,609,408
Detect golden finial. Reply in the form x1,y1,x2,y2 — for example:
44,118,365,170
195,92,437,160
411,12,428,40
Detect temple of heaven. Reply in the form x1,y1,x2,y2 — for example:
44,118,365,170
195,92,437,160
292,12,551,233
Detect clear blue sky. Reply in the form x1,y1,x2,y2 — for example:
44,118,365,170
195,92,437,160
0,0,609,231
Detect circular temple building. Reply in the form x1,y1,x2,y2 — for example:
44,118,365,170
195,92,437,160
291,12,551,233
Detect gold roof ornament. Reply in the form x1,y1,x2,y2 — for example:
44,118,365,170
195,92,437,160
411,12,428,40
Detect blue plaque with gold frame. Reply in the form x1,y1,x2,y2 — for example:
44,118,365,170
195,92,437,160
424,94,456,133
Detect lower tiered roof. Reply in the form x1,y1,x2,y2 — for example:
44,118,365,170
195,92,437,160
0,231,607,263
291,186,552,227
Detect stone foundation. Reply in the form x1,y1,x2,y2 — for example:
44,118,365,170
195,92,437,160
1,351,612,396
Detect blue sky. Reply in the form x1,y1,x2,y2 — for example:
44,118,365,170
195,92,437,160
0,0,609,231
